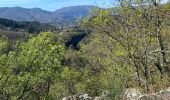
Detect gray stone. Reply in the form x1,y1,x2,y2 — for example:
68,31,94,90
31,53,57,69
140,95,163,100
123,89,142,100
123,87,170,100
93,97,102,100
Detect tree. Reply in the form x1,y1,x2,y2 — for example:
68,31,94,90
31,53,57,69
0,32,65,99
17,32,65,99
80,0,170,92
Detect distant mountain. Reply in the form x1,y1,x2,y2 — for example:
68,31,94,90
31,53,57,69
0,6,95,26
0,7,53,22
53,6,94,25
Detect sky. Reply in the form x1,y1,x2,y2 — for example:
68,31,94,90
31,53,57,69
0,0,168,11
0,0,115,11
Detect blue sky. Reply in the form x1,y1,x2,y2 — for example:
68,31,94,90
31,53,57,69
1,0,167,11
0,0,115,11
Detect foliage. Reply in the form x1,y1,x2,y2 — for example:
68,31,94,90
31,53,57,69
0,32,65,99
80,0,170,94
0,1,170,99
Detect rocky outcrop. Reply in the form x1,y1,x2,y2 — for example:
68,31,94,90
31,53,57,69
123,87,170,100
62,94,103,100
122,89,143,100
62,90,108,100
62,87,170,100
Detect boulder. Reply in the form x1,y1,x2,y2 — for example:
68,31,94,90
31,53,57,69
62,97,68,100
62,94,93,100
140,95,162,100
159,88,170,100
123,87,170,100
123,89,142,100
93,97,102,100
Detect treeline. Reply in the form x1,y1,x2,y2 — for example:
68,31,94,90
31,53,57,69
0,18,60,33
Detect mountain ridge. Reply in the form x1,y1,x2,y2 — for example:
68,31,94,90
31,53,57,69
0,5,95,26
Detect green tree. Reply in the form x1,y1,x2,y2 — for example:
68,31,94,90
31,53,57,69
80,0,170,93
16,32,65,99
0,32,65,99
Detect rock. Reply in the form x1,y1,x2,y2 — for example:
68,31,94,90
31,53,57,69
123,87,170,100
140,95,162,100
62,97,68,100
160,91,170,100
82,94,92,99
123,89,142,100
62,87,170,100
93,97,102,100
62,94,93,100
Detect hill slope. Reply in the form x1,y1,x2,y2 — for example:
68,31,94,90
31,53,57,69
0,6,95,26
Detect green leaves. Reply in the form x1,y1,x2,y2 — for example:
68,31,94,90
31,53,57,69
19,32,64,71
80,0,170,95
0,36,9,54
0,32,65,99
61,67,80,80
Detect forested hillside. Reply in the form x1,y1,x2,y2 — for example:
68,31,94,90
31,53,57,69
0,0,170,100
0,18,60,40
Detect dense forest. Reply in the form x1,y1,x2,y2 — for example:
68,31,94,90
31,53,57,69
0,18,60,40
0,18,59,33
0,0,170,100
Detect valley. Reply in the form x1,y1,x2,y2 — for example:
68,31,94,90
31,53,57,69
0,1,170,100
